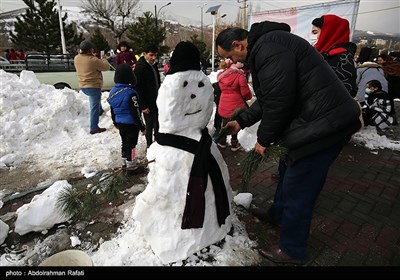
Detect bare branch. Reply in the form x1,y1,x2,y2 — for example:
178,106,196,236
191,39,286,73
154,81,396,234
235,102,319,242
81,0,139,42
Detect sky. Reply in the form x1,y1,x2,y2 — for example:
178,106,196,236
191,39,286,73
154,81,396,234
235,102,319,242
1,68,400,266
0,0,399,34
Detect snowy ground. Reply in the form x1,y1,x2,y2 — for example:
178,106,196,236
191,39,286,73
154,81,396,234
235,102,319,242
0,69,399,266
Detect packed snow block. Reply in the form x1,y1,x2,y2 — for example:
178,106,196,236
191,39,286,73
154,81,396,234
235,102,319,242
15,180,72,236
233,193,253,209
0,219,9,245
132,70,233,264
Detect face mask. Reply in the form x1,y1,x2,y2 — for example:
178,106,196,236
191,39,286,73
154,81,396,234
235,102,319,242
365,88,373,94
309,34,318,46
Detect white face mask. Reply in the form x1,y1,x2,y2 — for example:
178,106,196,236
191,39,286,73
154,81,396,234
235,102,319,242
309,34,318,46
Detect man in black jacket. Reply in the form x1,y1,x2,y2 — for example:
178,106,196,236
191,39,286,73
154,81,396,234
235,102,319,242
134,43,161,148
216,22,362,264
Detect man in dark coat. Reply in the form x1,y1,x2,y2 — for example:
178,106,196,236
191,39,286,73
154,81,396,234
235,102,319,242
216,22,362,264
134,43,161,147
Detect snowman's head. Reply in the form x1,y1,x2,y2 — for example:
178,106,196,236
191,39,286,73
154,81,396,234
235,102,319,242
157,41,213,134
157,71,213,134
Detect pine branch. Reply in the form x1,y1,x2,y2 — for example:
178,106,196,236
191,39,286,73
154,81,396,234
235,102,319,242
57,187,98,220
241,146,288,192
213,108,245,143
56,167,139,220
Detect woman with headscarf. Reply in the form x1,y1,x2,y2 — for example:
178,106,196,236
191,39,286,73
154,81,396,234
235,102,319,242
311,14,358,98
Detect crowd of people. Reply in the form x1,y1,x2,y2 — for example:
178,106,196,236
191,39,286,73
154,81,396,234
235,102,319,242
8,13,398,265
3,48,25,63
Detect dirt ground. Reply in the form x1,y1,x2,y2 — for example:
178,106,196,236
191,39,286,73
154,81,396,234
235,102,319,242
0,168,147,266
0,166,74,196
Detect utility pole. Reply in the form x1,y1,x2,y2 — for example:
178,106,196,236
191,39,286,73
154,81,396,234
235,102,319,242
197,3,207,41
56,0,67,54
238,0,248,29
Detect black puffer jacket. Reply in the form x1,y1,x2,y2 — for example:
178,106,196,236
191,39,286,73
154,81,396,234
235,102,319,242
236,21,361,164
134,56,161,111
322,42,358,98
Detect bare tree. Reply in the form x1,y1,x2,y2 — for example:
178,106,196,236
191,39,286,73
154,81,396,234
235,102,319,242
81,0,139,44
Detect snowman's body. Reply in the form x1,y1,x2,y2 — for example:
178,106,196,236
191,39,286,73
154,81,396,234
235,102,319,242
132,70,232,264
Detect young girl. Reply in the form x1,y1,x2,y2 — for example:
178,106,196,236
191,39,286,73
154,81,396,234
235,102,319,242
363,79,394,132
216,59,252,151
107,64,146,176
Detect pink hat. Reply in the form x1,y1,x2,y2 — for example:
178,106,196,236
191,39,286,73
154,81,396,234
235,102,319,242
224,58,233,67
232,61,244,69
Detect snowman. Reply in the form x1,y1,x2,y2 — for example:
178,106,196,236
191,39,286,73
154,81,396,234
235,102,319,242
132,41,233,264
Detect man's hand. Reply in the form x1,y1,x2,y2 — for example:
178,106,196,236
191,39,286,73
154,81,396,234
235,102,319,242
255,141,266,157
143,108,150,114
224,120,241,135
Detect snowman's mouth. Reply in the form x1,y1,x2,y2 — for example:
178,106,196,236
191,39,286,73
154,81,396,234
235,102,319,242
185,109,202,116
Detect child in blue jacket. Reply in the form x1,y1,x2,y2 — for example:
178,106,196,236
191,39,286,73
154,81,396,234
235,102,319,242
108,64,146,175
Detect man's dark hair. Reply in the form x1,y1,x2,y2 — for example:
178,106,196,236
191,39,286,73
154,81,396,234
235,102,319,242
216,27,248,51
142,43,159,53
367,80,382,90
358,47,373,64
377,54,388,61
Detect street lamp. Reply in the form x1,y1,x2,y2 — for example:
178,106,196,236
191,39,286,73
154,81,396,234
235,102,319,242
155,2,171,30
206,4,221,72
197,3,207,41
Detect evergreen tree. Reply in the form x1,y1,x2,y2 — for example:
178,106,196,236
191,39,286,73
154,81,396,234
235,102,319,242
10,0,83,54
90,28,110,54
189,34,210,62
126,12,168,54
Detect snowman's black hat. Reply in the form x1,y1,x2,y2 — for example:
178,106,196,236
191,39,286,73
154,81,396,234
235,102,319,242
168,41,201,75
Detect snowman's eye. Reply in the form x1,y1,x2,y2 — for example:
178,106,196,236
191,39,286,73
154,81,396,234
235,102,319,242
198,81,205,87
183,81,188,87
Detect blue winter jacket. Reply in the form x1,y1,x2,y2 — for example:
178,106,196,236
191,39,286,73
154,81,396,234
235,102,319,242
107,83,145,130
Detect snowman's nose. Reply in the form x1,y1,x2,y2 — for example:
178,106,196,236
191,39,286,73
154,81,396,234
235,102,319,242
190,94,196,99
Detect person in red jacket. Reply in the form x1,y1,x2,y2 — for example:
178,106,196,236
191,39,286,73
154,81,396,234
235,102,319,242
115,41,137,69
9,49,18,64
216,59,252,151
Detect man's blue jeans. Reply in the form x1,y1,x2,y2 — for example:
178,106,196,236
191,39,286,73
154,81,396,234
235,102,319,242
81,88,103,131
268,137,350,260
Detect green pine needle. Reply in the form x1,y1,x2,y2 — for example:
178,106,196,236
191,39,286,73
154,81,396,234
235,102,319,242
57,187,98,220
241,145,288,191
56,169,130,220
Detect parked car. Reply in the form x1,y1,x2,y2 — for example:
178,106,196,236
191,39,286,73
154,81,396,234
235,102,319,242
33,63,115,91
25,53,75,72
0,55,10,65
0,55,26,72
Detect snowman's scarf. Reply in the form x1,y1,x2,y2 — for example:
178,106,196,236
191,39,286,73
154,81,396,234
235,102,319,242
156,128,230,229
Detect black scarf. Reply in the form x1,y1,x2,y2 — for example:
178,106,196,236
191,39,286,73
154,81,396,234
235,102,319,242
156,128,230,229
